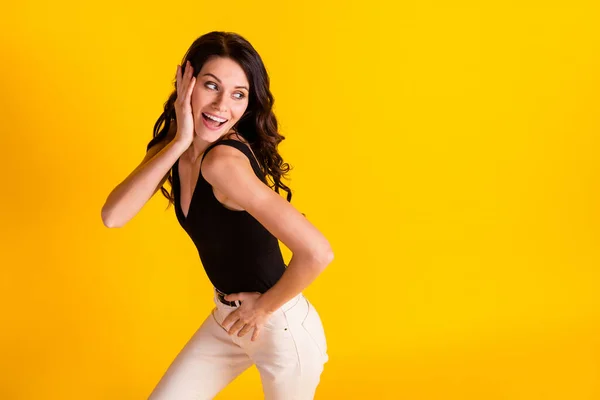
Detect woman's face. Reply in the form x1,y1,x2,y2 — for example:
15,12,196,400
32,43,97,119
191,56,250,142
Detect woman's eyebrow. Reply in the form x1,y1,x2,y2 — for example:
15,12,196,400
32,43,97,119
202,73,249,91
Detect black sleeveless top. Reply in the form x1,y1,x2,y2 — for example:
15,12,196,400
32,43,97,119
171,139,287,294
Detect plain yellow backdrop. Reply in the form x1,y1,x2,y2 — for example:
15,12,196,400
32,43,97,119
1,1,599,399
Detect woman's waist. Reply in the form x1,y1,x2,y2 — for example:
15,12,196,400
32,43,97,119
198,245,285,266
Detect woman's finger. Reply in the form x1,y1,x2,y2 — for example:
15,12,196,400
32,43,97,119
228,319,246,336
221,310,238,328
181,61,194,98
187,76,196,99
237,324,252,337
251,326,261,342
180,62,189,95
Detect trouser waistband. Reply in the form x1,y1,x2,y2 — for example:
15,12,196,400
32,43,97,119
214,287,241,307
213,287,304,312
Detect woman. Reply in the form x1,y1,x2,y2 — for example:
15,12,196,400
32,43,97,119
101,31,333,399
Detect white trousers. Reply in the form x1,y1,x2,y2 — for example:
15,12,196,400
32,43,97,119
148,289,329,399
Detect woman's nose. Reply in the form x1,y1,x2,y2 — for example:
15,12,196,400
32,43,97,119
212,95,228,111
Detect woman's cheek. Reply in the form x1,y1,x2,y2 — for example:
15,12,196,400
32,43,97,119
235,104,249,120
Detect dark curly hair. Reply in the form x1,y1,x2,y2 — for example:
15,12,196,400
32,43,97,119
146,31,293,208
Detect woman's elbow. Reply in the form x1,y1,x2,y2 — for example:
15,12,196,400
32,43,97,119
312,243,334,270
101,204,121,228
321,246,334,266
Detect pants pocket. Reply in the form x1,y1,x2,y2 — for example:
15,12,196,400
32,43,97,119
300,299,328,360
261,307,288,331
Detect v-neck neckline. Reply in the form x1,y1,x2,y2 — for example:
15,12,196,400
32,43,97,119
174,138,264,222
175,157,201,222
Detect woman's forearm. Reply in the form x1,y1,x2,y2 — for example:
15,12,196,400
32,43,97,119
101,138,189,228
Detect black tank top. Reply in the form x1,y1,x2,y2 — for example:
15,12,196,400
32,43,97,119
171,139,286,294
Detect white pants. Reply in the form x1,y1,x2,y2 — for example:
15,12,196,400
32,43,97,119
148,289,329,399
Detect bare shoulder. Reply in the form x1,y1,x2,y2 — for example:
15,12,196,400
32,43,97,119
201,146,253,187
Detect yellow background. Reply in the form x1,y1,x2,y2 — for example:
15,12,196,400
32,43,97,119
2,1,599,399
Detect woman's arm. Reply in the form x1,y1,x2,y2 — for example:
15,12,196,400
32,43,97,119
101,127,188,228
201,145,334,312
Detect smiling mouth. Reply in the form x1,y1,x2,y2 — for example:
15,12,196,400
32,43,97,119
202,112,228,127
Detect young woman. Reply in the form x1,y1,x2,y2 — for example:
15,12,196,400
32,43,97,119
101,31,333,399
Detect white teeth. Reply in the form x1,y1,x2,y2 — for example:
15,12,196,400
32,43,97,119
204,113,227,123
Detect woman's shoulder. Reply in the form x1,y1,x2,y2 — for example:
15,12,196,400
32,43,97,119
216,132,253,150
204,133,257,163
201,134,264,182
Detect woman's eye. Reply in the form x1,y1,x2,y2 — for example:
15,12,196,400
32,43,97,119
205,82,245,99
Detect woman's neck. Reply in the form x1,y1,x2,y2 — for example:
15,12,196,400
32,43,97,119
186,129,239,164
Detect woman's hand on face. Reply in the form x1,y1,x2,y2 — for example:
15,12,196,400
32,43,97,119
221,292,273,341
173,60,196,147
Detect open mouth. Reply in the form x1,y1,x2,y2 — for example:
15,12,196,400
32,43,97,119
202,112,228,127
